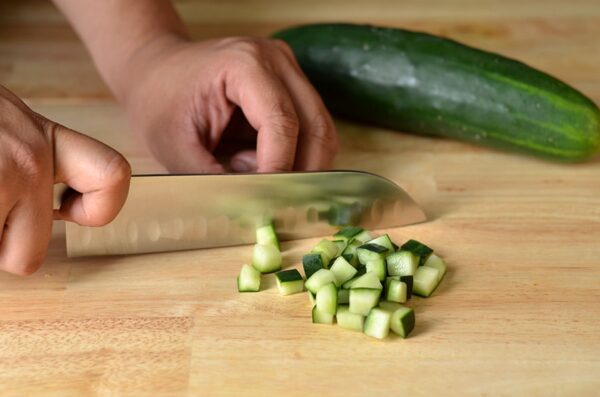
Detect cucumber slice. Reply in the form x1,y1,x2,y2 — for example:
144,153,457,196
349,288,381,316
341,265,367,289
337,288,349,304
308,291,316,306
275,269,304,296
389,307,415,338
312,306,335,324
364,308,392,339
303,253,325,279
341,239,362,267
378,300,403,312
316,282,338,315
353,230,373,243
332,240,347,256
252,243,282,273
356,243,388,265
424,253,447,282
385,275,399,291
237,264,261,292
400,239,433,265
367,234,395,252
349,271,383,290
386,250,419,276
400,275,413,299
330,256,358,286
413,266,441,297
366,258,386,281
386,279,407,303
305,269,337,294
312,239,339,267
256,223,279,250
333,226,364,242
336,305,365,331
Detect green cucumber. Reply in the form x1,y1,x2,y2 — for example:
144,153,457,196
256,223,279,250
400,240,433,266
386,279,407,303
252,243,282,273
365,258,386,281
349,288,382,316
363,307,392,340
336,305,365,331
386,250,419,276
413,266,441,297
379,304,415,338
356,243,389,265
237,264,261,292
302,253,325,279
337,288,350,304
274,23,600,162
334,226,364,242
424,253,447,282
275,269,304,296
311,239,338,267
341,239,362,267
330,256,358,286
305,269,337,294
316,283,338,315
367,234,396,253
348,271,382,290
312,306,335,324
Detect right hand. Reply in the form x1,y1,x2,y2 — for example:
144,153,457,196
0,85,131,276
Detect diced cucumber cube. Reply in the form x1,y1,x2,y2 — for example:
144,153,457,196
367,234,395,252
386,279,407,303
400,275,413,299
252,243,282,273
349,271,382,290
330,256,358,286
332,240,347,256
356,243,388,265
386,250,419,276
390,307,415,338
400,239,433,265
333,226,364,242
312,306,335,324
349,288,381,316
353,230,373,243
413,266,441,297
316,282,338,315
305,269,337,294
311,239,339,267
366,258,386,281
308,291,316,306
256,223,279,249
336,305,365,331
275,269,304,296
424,253,447,282
303,253,325,279
237,264,261,292
364,308,392,339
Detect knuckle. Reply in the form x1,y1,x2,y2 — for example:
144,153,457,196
11,138,49,183
230,38,264,60
306,112,338,149
101,152,132,187
269,104,300,137
273,39,295,57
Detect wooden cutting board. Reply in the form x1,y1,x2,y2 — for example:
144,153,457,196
0,0,599,396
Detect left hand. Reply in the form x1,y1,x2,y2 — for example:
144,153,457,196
118,35,339,173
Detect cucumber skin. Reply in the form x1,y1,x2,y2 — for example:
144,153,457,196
273,23,600,162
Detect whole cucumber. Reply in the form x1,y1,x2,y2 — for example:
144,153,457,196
273,23,600,161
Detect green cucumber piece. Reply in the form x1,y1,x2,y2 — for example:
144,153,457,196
386,250,419,276
353,230,373,243
349,288,382,316
356,243,388,265
424,253,447,282
400,275,414,299
367,234,396,252
390,307,415,338
312,306,335,324
400,239,433,266
312,239,339,261
275,269,304,296
303,253,325,279
386,279,407,303
316,282,338,315
255,223,279,250
378,300,404,312
305,269,337,294
413,266,441,297
332,240,347,256
341,265,367,289
363,307,392,339
336,305,365,331
337,288,349,304
349,271,382,290
341,239,362,267
237,264,261,292
365,258,386,281
274,23,600,162
252,243,282,273
330,256,358,286
308,291,316,306
333,226,364,242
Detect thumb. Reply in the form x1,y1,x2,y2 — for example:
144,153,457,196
50,122,131,226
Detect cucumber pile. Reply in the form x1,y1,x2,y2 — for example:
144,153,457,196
237,224,447,340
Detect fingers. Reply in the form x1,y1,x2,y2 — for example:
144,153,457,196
274,45,339,170
230,150,257,172
147,133,226,174
51,122,132,227
225,65,299,172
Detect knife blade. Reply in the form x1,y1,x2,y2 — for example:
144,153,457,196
63,170,426,257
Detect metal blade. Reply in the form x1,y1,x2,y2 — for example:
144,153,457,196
64,170,426,257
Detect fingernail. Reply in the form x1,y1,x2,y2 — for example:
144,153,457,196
231,158,254,173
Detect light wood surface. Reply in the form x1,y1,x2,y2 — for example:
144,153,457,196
1,1,599,396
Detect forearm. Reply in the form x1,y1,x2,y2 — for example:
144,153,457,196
52,0,189,102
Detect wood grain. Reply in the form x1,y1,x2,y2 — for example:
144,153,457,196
0,0,599,396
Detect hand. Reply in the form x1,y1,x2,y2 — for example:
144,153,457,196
0,85,131,275
119,35,339,173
